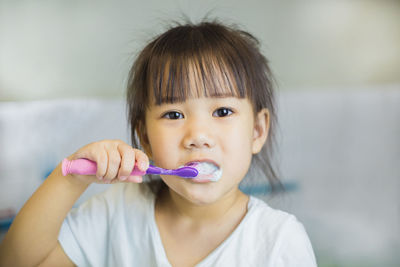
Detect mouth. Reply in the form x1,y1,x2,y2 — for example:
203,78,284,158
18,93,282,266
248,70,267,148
184,160,222,182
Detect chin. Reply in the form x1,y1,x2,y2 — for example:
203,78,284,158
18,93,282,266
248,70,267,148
163,177,230,205
181,187,222,206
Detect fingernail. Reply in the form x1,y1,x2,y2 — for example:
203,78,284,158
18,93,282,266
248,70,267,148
97,176,103,180
120,176,127,181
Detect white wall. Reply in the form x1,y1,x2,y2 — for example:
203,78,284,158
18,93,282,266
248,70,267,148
1,0,400,101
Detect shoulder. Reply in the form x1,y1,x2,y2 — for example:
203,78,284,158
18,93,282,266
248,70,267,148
244,196,317,266
59,183,157,266
245,196,295,233
66,182,155,222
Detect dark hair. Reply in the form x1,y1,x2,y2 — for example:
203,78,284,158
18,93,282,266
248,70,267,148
127,19,283,194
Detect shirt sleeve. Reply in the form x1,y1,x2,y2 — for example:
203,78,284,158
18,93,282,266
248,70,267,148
58,190,113,266
274,216,318,267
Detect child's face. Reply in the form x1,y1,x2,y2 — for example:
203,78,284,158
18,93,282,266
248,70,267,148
144,95,268,205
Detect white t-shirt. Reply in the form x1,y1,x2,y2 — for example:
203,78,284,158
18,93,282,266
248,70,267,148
59,183,317,267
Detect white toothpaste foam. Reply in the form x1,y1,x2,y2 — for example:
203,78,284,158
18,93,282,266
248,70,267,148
195,162,222,182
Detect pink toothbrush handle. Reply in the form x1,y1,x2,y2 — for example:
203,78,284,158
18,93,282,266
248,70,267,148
61,158,146,176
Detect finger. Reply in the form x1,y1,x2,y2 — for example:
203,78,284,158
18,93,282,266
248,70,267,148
133,149,149,171
104,149,121,180
117,144,136,181
126,175,143,183
106,177,119,184
94,150,108,180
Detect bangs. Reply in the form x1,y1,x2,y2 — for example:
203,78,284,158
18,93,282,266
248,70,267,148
146,27,251,104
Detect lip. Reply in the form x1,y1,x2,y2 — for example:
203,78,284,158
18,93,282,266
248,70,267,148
190,178,212,183
184,159,220,168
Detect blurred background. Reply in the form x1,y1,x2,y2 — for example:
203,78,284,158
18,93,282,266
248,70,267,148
1,0,399,266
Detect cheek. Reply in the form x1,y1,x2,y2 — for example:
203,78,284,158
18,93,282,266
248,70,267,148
146,124,180,167
223,119,254,153
221,121,254,172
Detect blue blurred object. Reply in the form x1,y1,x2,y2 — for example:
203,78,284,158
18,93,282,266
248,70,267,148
0,218,14,231
240,181,299,195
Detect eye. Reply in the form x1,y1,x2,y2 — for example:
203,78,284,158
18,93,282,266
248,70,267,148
162,111,184,120
213,107,233,117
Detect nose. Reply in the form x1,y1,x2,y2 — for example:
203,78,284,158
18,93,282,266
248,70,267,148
182,119,216,149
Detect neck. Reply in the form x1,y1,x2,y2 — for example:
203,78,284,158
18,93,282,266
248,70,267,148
158,187,249,225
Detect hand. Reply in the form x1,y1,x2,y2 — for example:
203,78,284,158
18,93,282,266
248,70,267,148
66,139,149,185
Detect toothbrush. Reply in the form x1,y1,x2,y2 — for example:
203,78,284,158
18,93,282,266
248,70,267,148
61,158,198,178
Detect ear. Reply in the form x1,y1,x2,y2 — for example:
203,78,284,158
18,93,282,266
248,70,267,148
252,108,270,154
136,122,153,159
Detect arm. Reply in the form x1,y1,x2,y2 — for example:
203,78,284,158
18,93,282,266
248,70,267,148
0,140,148,267
0,164,87,267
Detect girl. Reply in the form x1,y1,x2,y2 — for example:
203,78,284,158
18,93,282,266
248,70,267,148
0,20,317,266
